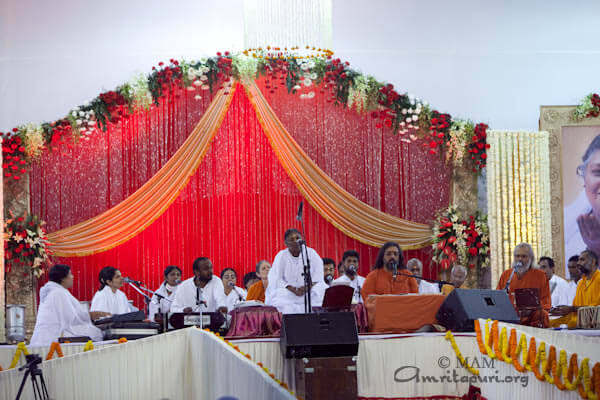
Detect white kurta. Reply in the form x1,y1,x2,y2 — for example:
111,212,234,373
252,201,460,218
418,279,440,294
549,274,570,307
171,276,227,313
224,286,248,311
148,283,179,321
566,280,578,305
332,274,366,303
90,286,135,315
31,282,103,346
265,247,325,314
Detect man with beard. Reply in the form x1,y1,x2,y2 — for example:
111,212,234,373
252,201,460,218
333,250,366,303
265,229,326,314
550,250,600,328
171,257,228,313
361,242,418,302
496,243,551,327
322,258,336,286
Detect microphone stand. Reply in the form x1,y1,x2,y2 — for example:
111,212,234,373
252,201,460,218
127,281,153,316
394,270,452,292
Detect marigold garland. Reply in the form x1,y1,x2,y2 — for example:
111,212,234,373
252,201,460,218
9,342,30,369
83,340,95,352
45,342,64,360
476,319,600,398
444,330,479,376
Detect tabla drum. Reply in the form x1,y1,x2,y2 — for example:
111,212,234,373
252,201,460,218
6,304,26,343
577,306,600,329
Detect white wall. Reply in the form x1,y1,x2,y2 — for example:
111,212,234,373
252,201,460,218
2,0,600,132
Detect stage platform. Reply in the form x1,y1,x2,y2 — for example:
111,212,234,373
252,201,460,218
1,323,599,399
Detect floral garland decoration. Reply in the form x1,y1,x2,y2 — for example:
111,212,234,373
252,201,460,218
573,93,600,120
4,213,52,278
431,205,490,270
1,51,490,181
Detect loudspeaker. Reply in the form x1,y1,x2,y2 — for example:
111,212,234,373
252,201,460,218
436,289,520,332
280,312,359,358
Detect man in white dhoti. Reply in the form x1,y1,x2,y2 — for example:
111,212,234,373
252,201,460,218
31,264,107,346
171,257,228,313
332,250,366,303
539,256,570,307
90,266,137,315
265,229,326,314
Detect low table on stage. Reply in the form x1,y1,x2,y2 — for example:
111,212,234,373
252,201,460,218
226,306,283,337
366,294,446,333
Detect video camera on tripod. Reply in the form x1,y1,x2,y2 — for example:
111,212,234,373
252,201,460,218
16,353,49,400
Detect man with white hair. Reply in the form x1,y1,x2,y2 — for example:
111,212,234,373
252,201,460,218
496,243,551,326
441,265,468,295
407,258,439,294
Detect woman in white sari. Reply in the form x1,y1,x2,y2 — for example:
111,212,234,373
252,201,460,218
148,265,182,321
31,264,108,346
90,266,136,315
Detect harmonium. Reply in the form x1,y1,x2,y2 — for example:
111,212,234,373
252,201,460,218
166,312,226,333
94,311,160,340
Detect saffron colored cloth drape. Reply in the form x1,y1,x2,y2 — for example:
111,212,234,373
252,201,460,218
30,81,449,307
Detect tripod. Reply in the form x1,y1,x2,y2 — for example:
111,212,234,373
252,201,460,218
15,354,49,400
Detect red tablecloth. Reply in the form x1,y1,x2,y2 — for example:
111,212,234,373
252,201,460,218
226,306,282,337
226,303,369,338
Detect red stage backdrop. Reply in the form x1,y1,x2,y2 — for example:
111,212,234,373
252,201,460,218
30,81,450,307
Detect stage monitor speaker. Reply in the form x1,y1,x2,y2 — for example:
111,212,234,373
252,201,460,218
280,312,359,359
436,288,519,332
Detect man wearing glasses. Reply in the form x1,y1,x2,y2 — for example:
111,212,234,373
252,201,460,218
361,242,418,302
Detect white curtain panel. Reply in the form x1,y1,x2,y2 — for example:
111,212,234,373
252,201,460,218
0,328,294,400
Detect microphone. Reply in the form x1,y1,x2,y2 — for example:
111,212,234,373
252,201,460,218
229,281,244,301
390,261,398,281
296,201,304,222
175,279,182,285
124,277,143,286
504,261,521,293
347,265,357,276
325,275,333,284
296,238,305,245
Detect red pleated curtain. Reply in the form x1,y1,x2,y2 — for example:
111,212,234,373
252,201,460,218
30,81,450,307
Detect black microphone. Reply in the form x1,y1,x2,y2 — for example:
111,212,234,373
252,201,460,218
296,238,305,245
123,277,143,286
325,275,333,284
296,201,304,222
229,281,244,301
389,261,398,281
175,279,182,285
347,265,357,276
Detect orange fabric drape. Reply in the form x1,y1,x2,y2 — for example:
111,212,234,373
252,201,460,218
245,83,433,249
47,86,236,256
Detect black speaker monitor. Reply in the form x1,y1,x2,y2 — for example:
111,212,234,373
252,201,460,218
436,288,519,332
280,312,359,359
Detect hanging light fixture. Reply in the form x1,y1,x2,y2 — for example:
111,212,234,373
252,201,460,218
243,0,333,59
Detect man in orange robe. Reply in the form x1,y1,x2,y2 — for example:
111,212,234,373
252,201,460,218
246,260,271,303
361,242,418,302
496,243,551,327
550,249,600,328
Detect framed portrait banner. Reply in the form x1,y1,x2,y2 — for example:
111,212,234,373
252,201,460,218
539,106,600,278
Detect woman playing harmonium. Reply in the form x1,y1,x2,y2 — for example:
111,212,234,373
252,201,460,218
90,266,137,316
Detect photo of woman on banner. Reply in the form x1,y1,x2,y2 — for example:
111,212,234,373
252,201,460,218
564,134,600,269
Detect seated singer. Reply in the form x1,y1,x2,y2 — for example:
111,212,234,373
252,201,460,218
90,266,137,316
265,228,326,314
246,260,271,302
31,264,107,346
496,243,551,327
149,265,182,321
171,257,228,313
361,242,418,302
